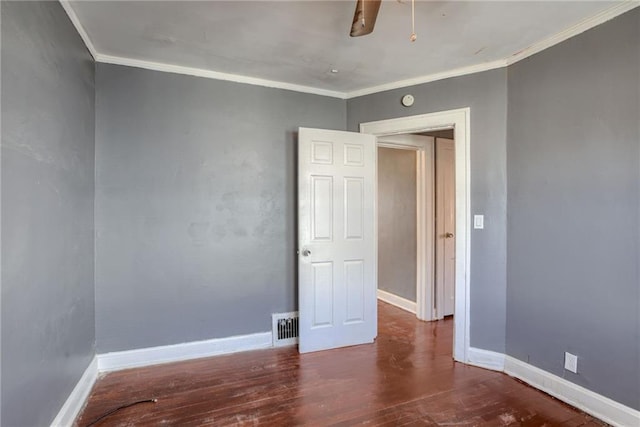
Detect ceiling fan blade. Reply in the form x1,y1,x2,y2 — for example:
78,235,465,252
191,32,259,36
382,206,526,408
350,0,382,37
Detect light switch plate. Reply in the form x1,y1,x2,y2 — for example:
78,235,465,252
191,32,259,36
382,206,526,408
564,352,578,373
474,215,484,229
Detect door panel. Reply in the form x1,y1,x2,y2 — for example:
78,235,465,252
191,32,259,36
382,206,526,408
298,127,377,353
344,177,364,239
312,262,334,327
311,176,333,241
436,138,456,317
345,260,365,323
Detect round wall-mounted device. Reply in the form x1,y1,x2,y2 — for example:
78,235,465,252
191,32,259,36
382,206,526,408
401,94,414,107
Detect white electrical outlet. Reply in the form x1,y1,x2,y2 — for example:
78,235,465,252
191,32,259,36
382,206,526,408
564,352,578,373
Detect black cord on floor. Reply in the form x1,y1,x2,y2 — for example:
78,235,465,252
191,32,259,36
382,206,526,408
84,398,157,427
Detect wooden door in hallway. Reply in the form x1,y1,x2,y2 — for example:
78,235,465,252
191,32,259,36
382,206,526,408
436,137,455,317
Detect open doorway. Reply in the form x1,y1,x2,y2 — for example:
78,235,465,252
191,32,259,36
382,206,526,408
361,108,470,363
377,144,419,313
376,130,456,324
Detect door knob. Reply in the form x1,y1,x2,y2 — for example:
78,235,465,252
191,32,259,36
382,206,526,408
302,249,311,257
445,232,454,238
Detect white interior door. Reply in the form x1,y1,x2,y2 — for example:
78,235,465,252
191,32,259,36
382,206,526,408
298,127,377,353
436,138,456,317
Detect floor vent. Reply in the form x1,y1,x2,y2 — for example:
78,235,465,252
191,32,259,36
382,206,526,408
272,312,299,347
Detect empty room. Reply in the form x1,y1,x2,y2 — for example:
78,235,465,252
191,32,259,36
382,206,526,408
1,1,638,426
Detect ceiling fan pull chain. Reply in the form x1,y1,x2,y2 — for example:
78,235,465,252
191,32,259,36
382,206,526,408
410,0,417,42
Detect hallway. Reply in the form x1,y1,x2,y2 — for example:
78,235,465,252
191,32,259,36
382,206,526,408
76,302,604,426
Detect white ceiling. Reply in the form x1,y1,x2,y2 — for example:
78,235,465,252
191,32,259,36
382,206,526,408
67,1,631,97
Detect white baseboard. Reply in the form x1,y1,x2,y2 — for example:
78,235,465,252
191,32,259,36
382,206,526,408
50,356,98,427
377,289,417,314
97,331,272,372
467,347,505,372
504,356,640,427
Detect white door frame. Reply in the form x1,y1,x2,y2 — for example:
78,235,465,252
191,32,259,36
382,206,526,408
376,135,435,322
360,108,471,363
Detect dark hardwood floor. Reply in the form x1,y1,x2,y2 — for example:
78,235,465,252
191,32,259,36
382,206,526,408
75,302,605,426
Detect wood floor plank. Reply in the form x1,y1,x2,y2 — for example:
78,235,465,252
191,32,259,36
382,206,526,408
75,302,607,426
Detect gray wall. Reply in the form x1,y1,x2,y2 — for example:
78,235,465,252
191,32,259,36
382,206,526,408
348,70,508,352
378,147,417,302
1,2,96,426
506,9,639,410
95,64,346,352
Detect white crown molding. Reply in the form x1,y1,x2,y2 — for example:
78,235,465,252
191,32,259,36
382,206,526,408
504,356,640,427
345,59,508,99
377,289,417,314
59,0,97,59
505,1,640,66
50,356,98,427
95,54,347,99
97,331,272,372
60,1,639,98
